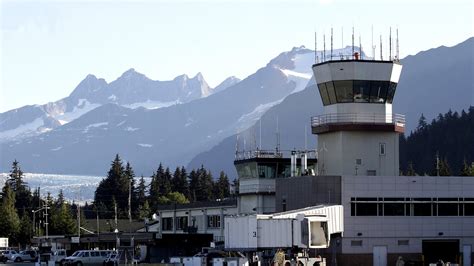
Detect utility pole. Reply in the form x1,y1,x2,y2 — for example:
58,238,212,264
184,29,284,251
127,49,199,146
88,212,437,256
77,205,81,238
114,201,118,231
44,202,49,239
129,178,132,233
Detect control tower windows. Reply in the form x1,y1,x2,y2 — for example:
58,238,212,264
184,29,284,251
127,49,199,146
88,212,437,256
318,83,331,106
326,81,338,104
334,80,354,103
386,82,398,103
317,80,397,105
257,163,277,178
370,81,389,103
353,80,371,102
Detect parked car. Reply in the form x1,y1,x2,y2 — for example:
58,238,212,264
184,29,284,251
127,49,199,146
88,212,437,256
2,250,19,261
10,250,37,262
52,249,68,265
63,250,113,266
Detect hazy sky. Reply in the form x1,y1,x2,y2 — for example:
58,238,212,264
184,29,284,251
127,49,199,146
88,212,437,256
1,0,473,112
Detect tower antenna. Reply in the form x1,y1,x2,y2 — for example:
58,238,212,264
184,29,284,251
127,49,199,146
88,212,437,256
323,34,326,62
315,32,318,63
341,27,344,49
330,27,333,60
235,134,239,158
304,125,308,151
275,116,280,153
380,35,383,61
371,25,375,60
389,27,392,61
396,28,400,61
352,27,354,59
359,35,362,59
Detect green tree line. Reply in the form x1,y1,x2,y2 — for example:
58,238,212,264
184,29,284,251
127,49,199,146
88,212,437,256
1,157,231,246
400,107,474,176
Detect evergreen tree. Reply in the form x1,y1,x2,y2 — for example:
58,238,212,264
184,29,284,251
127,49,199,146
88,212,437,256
214,171,230,199
135,176,147,210
0,184,20,243
124,162,136,219
197,167,214,201
188,169,199,202
17,212,33,247
460,159,474,176
171,167,189,199
94,154,130,218
138,200,151,220
162,167,172,196
406,162,417,176
439,158,451,176
416,113,427,131
50,190,77,235
7,160,32,216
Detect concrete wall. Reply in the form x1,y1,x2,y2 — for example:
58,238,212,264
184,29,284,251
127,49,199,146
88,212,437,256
318,131,399,176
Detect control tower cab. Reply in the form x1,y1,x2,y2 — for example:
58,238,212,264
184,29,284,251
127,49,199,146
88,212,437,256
312,58,404,176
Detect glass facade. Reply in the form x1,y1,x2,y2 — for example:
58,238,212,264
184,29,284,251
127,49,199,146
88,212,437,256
351,197,474,217
317,80,397,106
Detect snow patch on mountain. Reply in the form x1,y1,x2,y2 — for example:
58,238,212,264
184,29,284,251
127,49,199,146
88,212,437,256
123,100,178,110
237,98,285,130
54,99,100,125
137,143,153,148
0,117,44,142
125,126,139,132
83,122,108,133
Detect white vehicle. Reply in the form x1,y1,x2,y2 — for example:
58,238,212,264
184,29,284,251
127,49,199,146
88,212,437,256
52,249,68,265
10,250,38,262
63,250,113,266
2,250,18,261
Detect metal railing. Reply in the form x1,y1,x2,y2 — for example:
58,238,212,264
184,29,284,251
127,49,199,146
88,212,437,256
311,113,405,127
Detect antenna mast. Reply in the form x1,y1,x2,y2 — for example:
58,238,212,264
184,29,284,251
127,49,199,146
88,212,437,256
323,34,326,62
314,32,317,63
396,28,400,61
380,35,383,61
330,27,333,60
371,25,375,60
389,27,392,61
352,27,354,59
359,35,362,59
341,27,344,49
275,116,280,153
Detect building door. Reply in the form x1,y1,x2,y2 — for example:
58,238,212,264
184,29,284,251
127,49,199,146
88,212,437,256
422,240,459,265
373,246,387,266
463,245,471,266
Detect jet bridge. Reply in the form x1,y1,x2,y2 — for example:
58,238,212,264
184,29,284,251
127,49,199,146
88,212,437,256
224,205,343,250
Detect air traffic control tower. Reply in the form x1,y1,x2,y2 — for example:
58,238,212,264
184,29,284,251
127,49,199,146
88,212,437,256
311,52,404,176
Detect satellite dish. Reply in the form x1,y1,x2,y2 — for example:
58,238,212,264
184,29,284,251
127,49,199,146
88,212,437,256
152,213,159,221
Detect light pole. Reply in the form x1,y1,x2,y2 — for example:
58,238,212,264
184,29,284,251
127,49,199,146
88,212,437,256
32,205,50,237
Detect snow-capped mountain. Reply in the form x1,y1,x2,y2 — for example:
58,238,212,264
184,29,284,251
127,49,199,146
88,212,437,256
0,46,320,175
0,70,227,143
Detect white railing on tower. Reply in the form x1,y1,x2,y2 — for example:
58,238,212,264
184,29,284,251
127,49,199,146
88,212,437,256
311,113,405,127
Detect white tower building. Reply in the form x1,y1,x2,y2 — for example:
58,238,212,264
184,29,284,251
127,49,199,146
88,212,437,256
311,57,404,176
